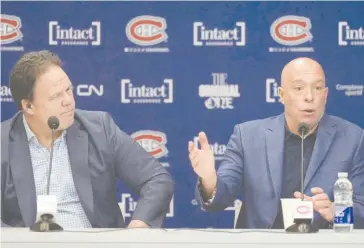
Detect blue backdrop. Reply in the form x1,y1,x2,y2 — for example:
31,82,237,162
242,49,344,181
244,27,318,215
1,1,364,228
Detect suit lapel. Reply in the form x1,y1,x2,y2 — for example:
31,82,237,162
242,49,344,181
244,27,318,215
304,114,337,191
266,114,285,199
66,120,95,225
9,115,37,227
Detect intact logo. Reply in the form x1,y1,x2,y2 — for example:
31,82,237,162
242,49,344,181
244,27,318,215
0,14,24,51
266,78,281,103
121,79,173,104
119,194,174,218
193,22,246,46
125,15,169,53
0,85,13,102
193,136,226,161
269,16,314,52
199,73,240,110
49,21,101,46
338,22,364,46
131,130,169,167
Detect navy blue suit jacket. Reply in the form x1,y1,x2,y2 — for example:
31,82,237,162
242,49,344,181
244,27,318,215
196,113,364,229
1,109,174,228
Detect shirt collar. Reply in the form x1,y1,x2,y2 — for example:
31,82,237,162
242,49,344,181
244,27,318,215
23,114,36,142
22,114,67,143
284,119,318,141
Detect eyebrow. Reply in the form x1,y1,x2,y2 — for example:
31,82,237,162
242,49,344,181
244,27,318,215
48,84,73,100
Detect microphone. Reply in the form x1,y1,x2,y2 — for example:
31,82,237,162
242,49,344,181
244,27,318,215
285,122,318,233
298,122,309,201
30,116,63,232
46,116,59,195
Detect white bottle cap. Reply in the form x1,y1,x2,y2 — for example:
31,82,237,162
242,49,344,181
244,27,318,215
338,172,348,178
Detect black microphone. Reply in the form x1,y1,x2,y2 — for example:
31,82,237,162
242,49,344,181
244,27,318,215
47,116,59,195
286,122,318,233
298,122,309,201
30,116,63,232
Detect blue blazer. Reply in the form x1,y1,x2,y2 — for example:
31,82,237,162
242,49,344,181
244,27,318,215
196,113,364,229
1,109,174,228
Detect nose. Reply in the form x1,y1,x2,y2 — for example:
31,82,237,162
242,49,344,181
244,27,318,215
304,88,314,102
62,92,74,107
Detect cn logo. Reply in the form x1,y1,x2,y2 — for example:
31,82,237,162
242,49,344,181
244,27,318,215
77,84,104,96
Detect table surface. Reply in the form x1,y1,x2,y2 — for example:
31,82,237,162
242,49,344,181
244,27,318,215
2,228,364,244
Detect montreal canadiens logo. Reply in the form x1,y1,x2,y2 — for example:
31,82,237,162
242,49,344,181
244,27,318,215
270,16,312,46
296,205,310,214
126,15,168,46
0,14,23,44
131,130,168,159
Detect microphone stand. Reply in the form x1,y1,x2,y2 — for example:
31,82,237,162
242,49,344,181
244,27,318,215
285,124,319,233
30,119,63,232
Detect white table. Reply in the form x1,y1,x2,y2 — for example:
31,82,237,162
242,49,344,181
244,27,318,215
1,228,364,248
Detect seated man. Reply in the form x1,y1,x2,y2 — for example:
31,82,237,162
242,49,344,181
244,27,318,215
1,50,174,228
188,57,364,229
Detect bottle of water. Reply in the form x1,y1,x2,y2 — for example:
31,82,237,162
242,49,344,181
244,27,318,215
333,172,354,232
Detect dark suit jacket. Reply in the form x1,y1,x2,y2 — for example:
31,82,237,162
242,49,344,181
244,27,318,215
196,113,364,229
1,109,175,228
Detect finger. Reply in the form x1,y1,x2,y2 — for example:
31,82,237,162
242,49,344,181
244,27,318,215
189,154,198,168
311,187,324,195
189,150,198,162
318,208,333,221
314,200,332,210
294,191,312,201
294,192,302,198
198,132,210,151
312,193,329,201
188,141,195,153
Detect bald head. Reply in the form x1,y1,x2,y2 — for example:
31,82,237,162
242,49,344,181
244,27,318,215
278,57,328,136
281,57,325,88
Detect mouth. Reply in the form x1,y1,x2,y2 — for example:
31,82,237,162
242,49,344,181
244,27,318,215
301,109,316,115
61,109,74,115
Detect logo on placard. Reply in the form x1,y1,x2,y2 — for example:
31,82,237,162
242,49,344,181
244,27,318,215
121,79,173,104
193,22,246,46
269,16,314,52
199,73,240,110
338,22,364,46
266,78,281,103
296,205,310,214
0,14,24,51
125,15,169,53
120,194,174,217
0,85,13,102
49,21,101,46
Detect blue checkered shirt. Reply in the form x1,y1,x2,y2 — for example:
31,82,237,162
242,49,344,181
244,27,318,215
23,115,92,228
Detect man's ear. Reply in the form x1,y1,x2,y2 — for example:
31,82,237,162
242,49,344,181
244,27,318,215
22,100,34,115
278,87,284,104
